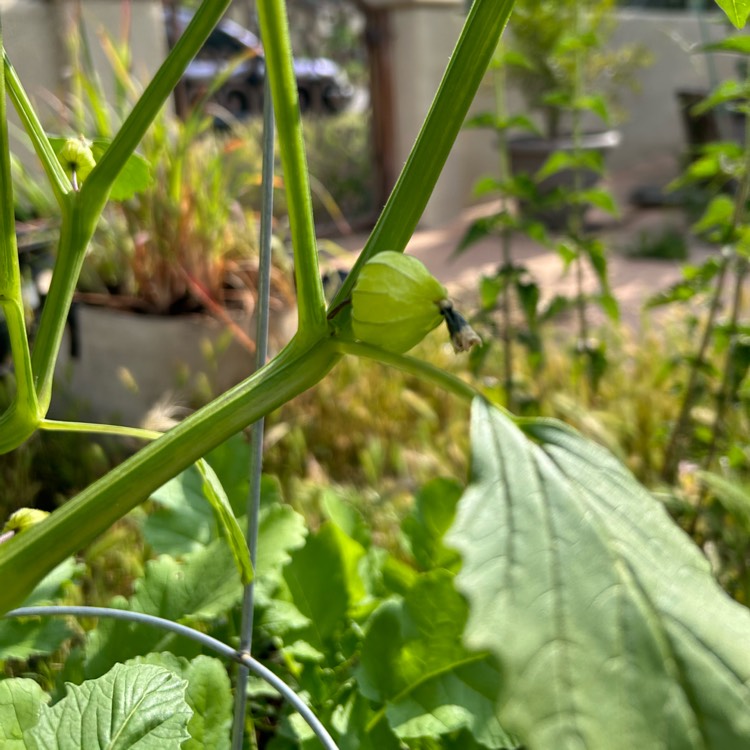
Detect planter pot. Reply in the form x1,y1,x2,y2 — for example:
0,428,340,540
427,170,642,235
51,303,297,427
676,88,745,153
508,129,621,229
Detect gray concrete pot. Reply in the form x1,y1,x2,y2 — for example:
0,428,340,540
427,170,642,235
51,303,297,427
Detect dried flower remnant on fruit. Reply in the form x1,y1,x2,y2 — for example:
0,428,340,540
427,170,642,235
439,299,482,353
0,508,50,544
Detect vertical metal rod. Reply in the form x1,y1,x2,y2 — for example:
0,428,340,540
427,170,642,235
231,72,275,750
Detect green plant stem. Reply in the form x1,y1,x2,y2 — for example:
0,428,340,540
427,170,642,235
29,197,96,413
0,24,41,452
256,0,326,340
661,256,730,483
0,337,340,613
40,419,161,442
702,256,748,471
494,56,515,410
2,52,71,205
333,340,480,403
328,0,516,312
663,80,750,482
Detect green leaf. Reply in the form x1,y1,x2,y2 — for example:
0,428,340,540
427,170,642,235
84,539,242,678
698,471,750,532
701,34,750,54
130,654,232,750
357,571,516,748
577,187,619,216
283,523,366,649
195,460,252,585
145,467,215,555
536,150,604,181
401,478,463,572
713,0,750,29
0,617,72,662
645,257,722,308
693,194,735,236
351,252,447,353
146,456,252,585
254,504,308,600
455,216,503,255
27,664,191,749
691,79,747,114
447,399,750,749
0,678,47,748
573,94,610,123
0,559,82,660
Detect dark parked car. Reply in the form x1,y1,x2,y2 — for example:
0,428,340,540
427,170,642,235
166,8,354,117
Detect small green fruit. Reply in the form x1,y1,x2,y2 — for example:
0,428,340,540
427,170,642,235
58,136,96,186
352,251,448,353
3,508,49,535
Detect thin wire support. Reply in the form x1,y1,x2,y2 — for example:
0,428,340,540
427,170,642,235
4,605,338,750
231,72,279,750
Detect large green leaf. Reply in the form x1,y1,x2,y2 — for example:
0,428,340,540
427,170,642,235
447,399,750,749
283,523,366,649
713,0,750,28
0,678,47,749
401,478,462,572
27,663,191,749
84,538,242,678
357,570,517,748
130,653,232,750
0,559,82,660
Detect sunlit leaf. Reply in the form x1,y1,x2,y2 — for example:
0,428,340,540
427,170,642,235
0,678,47,749
713,0,750,29
27,663,191,749
357,570,518,748
448,399,750,749
130,654,231,750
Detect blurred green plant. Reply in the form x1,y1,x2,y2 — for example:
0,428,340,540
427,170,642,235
2,0,750,748
653,32,750,483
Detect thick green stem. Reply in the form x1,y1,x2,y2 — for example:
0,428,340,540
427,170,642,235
333,340,480,403
329,0,516,312
0,337,340,613
0,22,41,450
3,52,71,205
256,0,327,339
29,196,95,413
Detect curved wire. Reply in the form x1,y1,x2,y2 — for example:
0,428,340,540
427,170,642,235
4,605,338,750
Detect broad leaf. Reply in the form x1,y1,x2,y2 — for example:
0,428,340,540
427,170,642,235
702,34,750,54
130,654,232,750
401,478,462,572
0,559,82,660
254,504,308,601
713,0,750,28
357,570,517,748
27,664,191,749
0,678,47,749
283,523,366,649
84,539,242,678
448,399,750,749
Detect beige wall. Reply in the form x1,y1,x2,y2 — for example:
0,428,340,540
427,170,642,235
384,1,730,226
1,0,166,165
